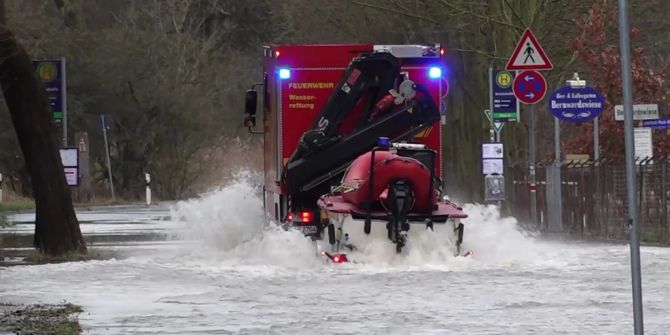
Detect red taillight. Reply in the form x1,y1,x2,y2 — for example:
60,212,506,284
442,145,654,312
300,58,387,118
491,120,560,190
300,211,312,223
288,211,312,223
275,50,280,58
323,252,348,263
332,254,348,263
440,48,446,56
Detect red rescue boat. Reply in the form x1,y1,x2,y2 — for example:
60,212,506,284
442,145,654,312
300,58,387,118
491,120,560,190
318,140,467,254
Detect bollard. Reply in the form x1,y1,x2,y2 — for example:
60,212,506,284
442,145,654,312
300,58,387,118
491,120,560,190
0,172,3,203
145,172,151,206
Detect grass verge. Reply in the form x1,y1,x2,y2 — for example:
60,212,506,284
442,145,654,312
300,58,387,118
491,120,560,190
0,302,82,335
0,199,35,212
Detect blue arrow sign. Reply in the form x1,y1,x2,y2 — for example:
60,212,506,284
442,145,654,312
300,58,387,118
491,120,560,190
513,70,546,104
548,86,605,122
641,119,670,129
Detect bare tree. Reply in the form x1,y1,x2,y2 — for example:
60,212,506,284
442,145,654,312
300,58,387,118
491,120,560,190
0,0,85,255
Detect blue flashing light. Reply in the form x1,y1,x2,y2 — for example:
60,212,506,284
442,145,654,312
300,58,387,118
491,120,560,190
378,136,390,149
279,68,291,79
429,67,442,79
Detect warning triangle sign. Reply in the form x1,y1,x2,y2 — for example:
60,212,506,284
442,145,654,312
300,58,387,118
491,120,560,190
505,28,553,71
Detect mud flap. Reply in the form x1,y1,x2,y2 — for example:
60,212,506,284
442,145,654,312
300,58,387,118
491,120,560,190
328,223,336,246
425,219,434,231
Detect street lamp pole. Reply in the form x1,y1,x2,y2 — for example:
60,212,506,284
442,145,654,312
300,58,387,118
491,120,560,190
618,0,644,333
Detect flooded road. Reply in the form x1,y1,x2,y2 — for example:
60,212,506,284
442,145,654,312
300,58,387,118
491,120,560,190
1,178,669,334
0,204,176,263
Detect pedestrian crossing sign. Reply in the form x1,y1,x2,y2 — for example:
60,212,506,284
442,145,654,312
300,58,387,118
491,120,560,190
505,28,553,71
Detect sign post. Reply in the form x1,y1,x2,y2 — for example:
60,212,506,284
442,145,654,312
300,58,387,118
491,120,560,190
592,92,602,162
507,28,553,228
75,132,91,202
100,115,115,200
33,58,67,145
618,0,644,332
546,76,606,233
488,68,495,143
548,79,606,169
510,69,547,226
487,67,519,207
528,104,537,225
145,172,152,206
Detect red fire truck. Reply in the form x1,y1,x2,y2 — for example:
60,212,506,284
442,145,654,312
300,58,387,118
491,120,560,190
244,44,466,255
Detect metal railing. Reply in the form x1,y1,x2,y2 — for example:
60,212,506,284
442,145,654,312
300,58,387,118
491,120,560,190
507,157,670,242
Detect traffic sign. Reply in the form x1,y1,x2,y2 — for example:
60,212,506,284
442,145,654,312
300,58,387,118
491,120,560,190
513,70,546,104
483,110,506,133
482,143,504,159
100,114,112,131
548,85,605,122
59,147,79,186
484,174,505,201
614,104,659,121
33,59,66,124
482,159,503,175
78,137,87,153
641,118,670,129
634,127,653,160
484,109,492,123
493,121,504,133
489,69,519,122
506,28,553,71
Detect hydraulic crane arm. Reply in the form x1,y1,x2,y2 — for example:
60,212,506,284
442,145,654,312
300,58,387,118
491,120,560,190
289,51,400,162
282,51,440,196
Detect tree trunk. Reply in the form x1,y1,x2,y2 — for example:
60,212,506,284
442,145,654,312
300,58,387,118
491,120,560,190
0,2,86,255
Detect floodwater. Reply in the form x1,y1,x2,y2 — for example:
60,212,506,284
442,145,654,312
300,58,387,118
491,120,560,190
1,175,669,334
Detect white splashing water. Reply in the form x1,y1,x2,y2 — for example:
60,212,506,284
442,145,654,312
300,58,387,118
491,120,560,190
169,171,556,270
169,171,322,269
170,171,266,250
460,203,550,264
